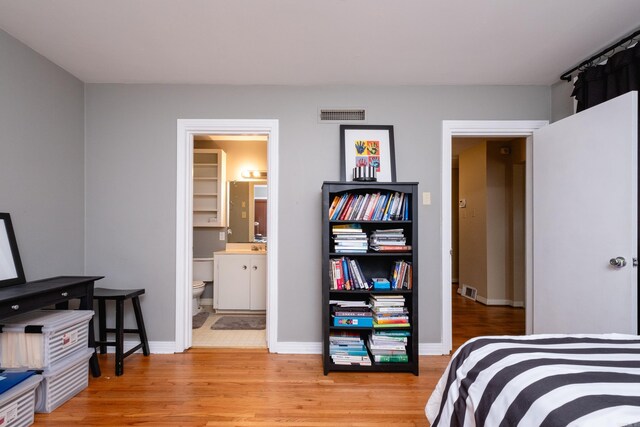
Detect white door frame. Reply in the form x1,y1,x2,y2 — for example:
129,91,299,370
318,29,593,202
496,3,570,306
441,120,547,353
176,119,279,352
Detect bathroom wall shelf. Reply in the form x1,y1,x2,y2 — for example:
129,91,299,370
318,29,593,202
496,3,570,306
193,149,226,227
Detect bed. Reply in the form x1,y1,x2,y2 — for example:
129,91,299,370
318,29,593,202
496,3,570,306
425,334,640,427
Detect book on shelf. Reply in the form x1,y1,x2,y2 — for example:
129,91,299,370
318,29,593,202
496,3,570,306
373,322,410,328
374,330,411,337
367,340,406,351
332,224,363,233
329,299,369,307
372,306,408,314
372,316,410,324
332,306,372,317
330,257,371,290
373,354,409,363
333,316,373,327
329,331,372,366
328,191,410,221
369,295,405,307
340,194,357,220
370,334,407,345
389,261,413,289
370,245,412,252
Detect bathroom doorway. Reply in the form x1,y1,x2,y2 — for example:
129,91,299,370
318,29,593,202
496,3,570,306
191,135,268,348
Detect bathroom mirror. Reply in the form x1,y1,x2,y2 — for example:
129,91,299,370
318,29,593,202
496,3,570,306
227,181,267,243
0,213,26,288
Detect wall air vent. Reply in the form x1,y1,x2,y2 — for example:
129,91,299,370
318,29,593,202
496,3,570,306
460,284,478,301
318,108,366,123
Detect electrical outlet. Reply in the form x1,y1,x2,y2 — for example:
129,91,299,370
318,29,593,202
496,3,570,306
422,192,431,205
219,231,226,240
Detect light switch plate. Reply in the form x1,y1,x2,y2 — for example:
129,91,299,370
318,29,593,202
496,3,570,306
422,192,431,205
219,231,226,240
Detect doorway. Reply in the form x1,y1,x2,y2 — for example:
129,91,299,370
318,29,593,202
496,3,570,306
176,119,279,353
440,120,547,354
191,135,268,348
451,136,526,351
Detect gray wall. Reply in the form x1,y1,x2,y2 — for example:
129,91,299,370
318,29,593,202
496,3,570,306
551,80,575,122
84,84,550,344
0,30,85,280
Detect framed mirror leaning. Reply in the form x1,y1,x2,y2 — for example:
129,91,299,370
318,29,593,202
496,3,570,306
0,213,26,288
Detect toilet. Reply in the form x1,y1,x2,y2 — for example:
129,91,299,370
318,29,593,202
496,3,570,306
193,258,213,316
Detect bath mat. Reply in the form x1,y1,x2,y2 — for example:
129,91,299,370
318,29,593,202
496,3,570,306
211,315,266,330
192,311,209,329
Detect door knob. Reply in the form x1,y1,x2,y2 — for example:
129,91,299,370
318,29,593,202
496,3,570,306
242,265,247,270
252,265,258,270
609,257,627,268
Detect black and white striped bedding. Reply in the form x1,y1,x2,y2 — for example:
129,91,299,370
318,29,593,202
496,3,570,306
426,334,640,427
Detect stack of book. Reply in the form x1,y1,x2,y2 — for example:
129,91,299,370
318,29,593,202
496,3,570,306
367,330,410,363
390,260,413,289
332,304,373,327
328,191,409,221
329,257,370,290
370,295,410,328
332,224,368,254
369,229,411,252
329,331,372,366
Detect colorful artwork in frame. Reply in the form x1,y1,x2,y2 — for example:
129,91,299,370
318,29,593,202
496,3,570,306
340,125,396,182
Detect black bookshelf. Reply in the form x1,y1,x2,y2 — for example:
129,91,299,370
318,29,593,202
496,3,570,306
322,181,419,375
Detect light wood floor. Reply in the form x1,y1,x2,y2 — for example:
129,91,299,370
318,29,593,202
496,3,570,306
33,290,524,426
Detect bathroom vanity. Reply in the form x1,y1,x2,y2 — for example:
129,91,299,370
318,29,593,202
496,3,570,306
213,247,266,311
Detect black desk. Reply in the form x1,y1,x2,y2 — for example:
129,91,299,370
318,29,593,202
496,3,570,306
0,275,104,377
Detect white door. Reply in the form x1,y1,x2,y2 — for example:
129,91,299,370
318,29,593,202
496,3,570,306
250,255,267,310
217,255,251,310
532,91,638,334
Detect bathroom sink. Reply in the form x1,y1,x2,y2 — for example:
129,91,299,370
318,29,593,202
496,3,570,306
218,243,266,254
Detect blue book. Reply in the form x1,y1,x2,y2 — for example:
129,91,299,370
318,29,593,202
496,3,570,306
341,257,351,290
333,316,373,327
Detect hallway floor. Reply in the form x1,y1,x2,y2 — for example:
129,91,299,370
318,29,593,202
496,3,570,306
451,284,525,352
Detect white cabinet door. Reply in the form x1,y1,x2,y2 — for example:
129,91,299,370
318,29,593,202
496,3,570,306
532,91,637,334
250,255,267,310
217,255,251,310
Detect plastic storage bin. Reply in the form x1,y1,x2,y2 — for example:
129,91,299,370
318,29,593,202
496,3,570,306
0,310,94,369
0,372,42,427
35,347,93,414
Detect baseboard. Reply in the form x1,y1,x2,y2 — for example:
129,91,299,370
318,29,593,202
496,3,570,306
199,298,213,306
271,341,322,354
115,340,449,356
476,295,524,307
102,340,177,354
419,342,450,355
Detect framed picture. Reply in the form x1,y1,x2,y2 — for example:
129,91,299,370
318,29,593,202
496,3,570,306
340,125,396,182
0,213,26,288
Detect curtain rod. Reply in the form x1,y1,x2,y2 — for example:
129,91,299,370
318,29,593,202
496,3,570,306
560,28,640,82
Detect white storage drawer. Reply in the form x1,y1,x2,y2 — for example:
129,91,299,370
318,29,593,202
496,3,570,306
35,348,93,414
0,373,42,427
0,310,93,369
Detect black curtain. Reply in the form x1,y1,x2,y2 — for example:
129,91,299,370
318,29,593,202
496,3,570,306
572,43,640,112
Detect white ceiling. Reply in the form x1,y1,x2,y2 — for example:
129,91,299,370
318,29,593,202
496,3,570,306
0,0,639,86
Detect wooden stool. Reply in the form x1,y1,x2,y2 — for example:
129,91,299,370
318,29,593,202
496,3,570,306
94,287,150,376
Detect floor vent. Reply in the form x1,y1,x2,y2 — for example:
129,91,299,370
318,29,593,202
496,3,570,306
319,108,366,123
460,284,478,301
